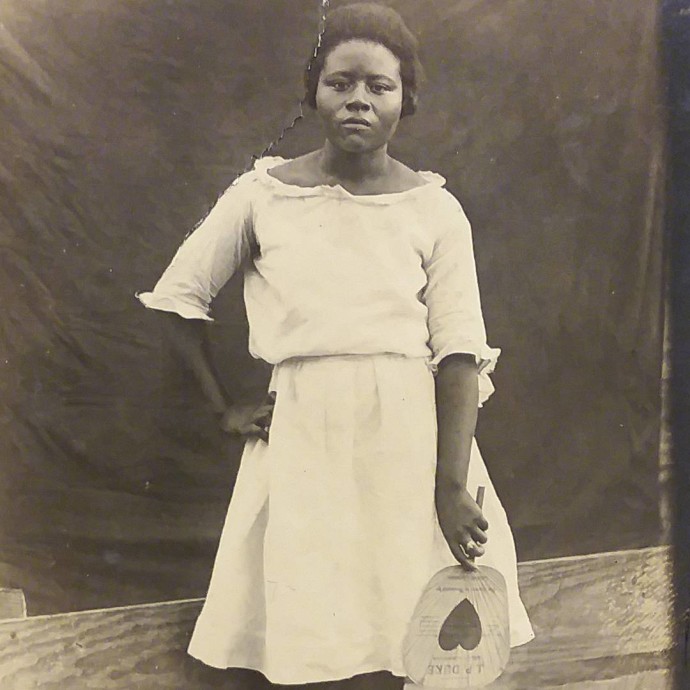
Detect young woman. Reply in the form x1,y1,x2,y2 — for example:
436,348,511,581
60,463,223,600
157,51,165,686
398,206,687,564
138,4,534,689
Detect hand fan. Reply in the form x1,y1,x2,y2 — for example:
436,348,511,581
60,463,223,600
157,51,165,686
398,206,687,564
403,486,510,688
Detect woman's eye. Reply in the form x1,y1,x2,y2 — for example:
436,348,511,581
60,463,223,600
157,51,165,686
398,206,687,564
329,81,350,91
369,83,391,94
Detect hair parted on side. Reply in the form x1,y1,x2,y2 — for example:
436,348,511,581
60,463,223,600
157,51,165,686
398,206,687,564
303,2,423,118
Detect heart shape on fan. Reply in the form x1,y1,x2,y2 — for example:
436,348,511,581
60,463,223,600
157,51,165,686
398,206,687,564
438,598,482,652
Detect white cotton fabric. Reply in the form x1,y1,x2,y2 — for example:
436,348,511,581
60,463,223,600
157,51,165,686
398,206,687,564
137,157,534,684
137,157,500,405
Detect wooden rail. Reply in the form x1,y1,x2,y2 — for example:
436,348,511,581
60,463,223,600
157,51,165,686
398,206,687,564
0,546,674,689
0,589,26,622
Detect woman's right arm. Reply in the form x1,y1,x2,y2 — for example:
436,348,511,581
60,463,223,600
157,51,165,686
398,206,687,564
159,312,230,415
159,311,274,442
141,173,274,440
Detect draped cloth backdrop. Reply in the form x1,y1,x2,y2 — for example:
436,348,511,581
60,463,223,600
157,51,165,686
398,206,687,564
0,0,665,614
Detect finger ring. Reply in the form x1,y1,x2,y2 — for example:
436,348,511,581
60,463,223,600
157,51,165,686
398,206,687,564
465,540,477,552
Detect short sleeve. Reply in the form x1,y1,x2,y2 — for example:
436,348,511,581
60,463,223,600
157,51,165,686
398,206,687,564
422,192,500,405
136,172,257,321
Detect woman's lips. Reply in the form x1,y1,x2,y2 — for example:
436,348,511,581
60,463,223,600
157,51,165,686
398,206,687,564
341,118,371,128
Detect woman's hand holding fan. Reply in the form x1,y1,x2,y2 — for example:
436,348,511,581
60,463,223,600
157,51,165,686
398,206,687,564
404,487,511,688
435,483,488,569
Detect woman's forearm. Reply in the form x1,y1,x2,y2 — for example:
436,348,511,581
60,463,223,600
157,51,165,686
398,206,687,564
158,312,232,415
435,353,479,489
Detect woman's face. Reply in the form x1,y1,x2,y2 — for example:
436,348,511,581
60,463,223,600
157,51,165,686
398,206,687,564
315,39,404,154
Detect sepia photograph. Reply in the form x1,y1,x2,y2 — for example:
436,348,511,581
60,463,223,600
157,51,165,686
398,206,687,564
0,0,682,688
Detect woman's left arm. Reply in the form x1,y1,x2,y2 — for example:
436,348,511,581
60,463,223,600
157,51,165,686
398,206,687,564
422,192,494,569
434,353,488,570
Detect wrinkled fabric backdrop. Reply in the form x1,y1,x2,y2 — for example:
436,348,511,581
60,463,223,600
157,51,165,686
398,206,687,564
0,0,665,615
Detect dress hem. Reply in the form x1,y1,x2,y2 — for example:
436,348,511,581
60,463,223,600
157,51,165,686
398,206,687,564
187,650,407,685
187,628,535,685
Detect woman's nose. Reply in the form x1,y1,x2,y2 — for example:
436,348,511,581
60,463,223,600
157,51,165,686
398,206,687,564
346,83,371,111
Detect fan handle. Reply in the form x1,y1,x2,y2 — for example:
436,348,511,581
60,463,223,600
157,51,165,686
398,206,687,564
475,485,485,510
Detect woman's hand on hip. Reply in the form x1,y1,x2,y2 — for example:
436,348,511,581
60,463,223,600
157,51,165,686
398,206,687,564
219,391,276,443
435,481,489,570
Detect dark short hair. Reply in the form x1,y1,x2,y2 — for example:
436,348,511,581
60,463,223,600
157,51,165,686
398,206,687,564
303,2,422,118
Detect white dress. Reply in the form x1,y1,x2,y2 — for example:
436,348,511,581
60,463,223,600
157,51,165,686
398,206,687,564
138,156,534,685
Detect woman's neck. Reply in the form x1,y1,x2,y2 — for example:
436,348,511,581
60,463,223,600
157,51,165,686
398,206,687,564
318,142,391,183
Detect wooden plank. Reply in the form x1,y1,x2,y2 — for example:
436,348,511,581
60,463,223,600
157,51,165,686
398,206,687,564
488,650,672,689
487,546,673,688
512,545,673,661
0,589,26,621
545,668,672,690
407,668,673,690
0,600,204,690
0,547,675,689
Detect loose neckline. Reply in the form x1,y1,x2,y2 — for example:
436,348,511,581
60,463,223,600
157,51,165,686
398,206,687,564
253,155,446,204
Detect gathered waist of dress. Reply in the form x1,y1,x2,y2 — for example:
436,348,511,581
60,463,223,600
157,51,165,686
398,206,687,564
265,350,499,409
272,352,434,370
268,353,435,388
